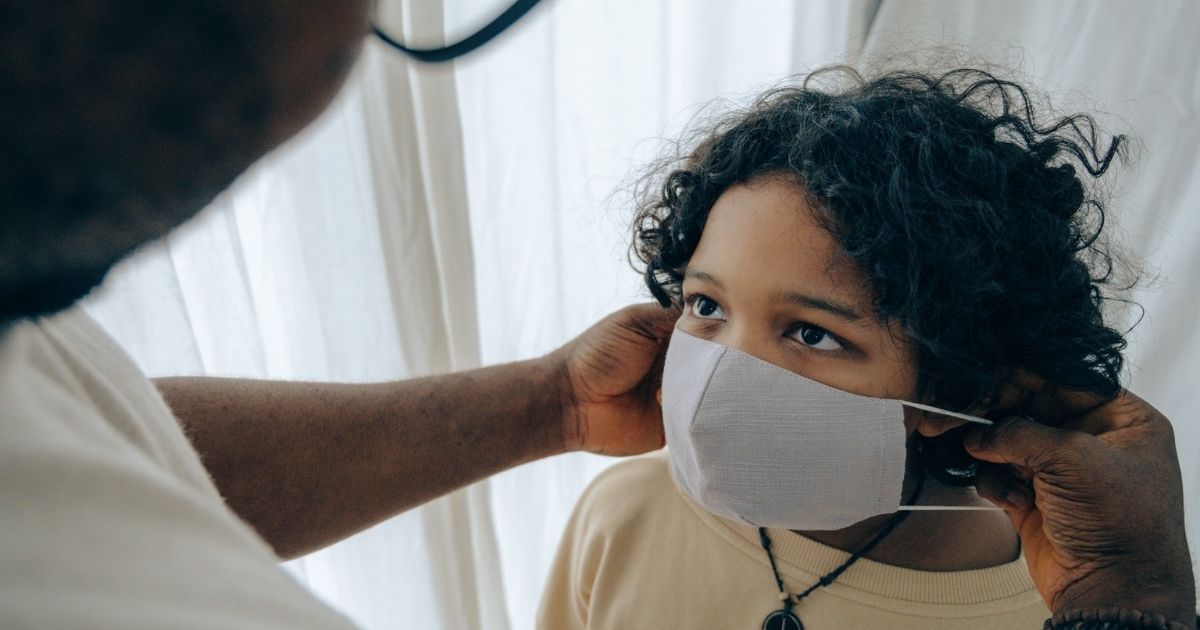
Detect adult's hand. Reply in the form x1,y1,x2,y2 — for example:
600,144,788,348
552,303,678,456
965,389,1196,626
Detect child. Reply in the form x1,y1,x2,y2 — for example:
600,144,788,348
538,67,1129,630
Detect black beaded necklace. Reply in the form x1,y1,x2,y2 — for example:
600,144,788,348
757,471,927,630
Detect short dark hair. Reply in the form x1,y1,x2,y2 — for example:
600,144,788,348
632,67,1133,482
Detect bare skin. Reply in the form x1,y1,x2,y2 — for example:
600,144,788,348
158,303,677,559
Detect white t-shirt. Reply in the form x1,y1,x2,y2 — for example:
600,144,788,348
0,308,355,629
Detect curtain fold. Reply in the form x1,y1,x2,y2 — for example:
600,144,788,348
83,1,1200,628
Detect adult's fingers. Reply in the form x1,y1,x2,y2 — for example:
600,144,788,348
617,303,680,341
963,415,1089,469
1055,389,1164,437
974,462,1034,514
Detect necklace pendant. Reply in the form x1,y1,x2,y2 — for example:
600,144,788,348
761,609,803,630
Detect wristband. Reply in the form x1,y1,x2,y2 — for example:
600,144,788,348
1045,607,1196,630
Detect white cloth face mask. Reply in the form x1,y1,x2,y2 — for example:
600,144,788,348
662,327,995,531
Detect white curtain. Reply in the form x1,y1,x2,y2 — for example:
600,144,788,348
84,1,1200,628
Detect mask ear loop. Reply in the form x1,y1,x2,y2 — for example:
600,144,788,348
897,401,1002,512
901,400,993,426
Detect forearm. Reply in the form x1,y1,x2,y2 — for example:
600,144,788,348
155,358,567,559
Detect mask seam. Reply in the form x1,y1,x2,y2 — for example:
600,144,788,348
679,333,728,430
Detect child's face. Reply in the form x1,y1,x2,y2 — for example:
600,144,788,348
677,177,960,436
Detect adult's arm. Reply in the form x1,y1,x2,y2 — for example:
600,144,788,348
156,304,676,559
966,388,1197,628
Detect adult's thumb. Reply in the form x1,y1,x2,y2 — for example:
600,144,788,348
963,416,1085,470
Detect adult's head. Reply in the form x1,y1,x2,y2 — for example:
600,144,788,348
633,66,1132,482
0,1,371,321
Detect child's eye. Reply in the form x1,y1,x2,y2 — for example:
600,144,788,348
688,295,726,320
788,324,843,351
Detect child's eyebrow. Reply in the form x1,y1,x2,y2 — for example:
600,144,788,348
684,269,724,288
685,268,865,322
774,291,864,322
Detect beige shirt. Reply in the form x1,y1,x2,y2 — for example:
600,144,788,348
0,309,354,629
539,453,1050,630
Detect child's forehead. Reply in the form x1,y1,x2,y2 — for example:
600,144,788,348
691,179,873,308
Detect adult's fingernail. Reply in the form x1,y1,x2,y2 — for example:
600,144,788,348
963,428,982,451
1006,488,1031,510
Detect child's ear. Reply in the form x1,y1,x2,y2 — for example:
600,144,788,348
655,387,663,405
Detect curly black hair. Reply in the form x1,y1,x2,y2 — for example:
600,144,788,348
632,66,1133,482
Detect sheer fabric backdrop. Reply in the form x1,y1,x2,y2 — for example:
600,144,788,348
84,1,1200,628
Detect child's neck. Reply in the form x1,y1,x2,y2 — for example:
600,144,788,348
794,463,1021,572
